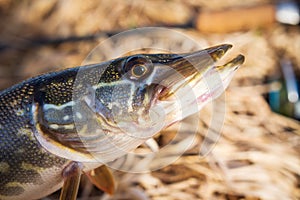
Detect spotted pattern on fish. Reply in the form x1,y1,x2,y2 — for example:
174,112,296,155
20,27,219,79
0,82,67,198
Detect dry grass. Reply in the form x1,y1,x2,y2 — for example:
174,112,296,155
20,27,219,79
0,1,299,200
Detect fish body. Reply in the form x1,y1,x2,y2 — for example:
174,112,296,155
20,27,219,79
0,69,73,200
0,44,244,199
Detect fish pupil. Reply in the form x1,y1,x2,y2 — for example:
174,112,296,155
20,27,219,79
132,65,147,77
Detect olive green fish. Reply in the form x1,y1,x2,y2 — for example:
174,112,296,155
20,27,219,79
0,44,244,200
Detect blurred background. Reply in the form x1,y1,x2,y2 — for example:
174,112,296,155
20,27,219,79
0,0,299,200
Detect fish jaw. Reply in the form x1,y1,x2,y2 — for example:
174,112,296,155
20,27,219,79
152,50,245,126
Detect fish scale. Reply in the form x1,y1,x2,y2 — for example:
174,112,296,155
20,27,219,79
0,78,67,199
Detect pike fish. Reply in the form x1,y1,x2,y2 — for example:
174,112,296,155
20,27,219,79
0,44,244,200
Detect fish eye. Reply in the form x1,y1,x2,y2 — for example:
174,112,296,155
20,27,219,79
131,64,148,78
123,56,153,80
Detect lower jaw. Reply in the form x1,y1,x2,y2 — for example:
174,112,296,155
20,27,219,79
157,76,233,127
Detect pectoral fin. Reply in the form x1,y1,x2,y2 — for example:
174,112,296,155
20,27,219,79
60,162,82,200
86,165,115,195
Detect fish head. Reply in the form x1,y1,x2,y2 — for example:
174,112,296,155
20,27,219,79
92,44,244,135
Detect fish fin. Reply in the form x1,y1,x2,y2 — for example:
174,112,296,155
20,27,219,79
60,162,82,200
86,165,115,195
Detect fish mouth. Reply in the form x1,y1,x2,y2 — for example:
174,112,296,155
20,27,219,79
154,44,245,101
149,44,244,124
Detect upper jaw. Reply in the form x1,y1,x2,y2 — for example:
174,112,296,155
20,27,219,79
167,44,244,79
167,44,233,76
